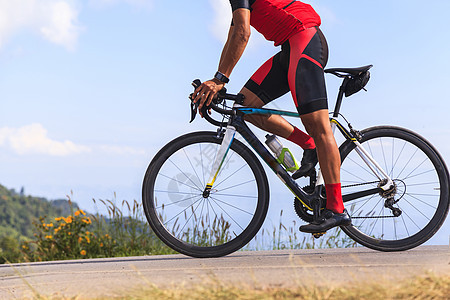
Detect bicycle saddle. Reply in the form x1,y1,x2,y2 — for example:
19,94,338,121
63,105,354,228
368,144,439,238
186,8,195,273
325,65,373,77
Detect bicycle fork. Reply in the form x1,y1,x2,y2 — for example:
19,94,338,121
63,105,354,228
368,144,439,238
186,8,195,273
202,125,237,197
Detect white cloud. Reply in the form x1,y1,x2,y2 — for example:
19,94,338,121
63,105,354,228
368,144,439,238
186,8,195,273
0,123,146,157
0,123,91,156
0,0,82,50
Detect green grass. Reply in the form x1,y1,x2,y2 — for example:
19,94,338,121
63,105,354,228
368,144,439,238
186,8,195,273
2,197,356,264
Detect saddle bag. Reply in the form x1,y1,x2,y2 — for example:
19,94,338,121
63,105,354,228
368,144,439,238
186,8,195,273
344,71,371,97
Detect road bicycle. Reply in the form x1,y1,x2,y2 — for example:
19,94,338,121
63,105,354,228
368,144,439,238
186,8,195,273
142,65,450,258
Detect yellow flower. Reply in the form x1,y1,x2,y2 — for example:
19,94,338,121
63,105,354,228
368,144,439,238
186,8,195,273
80,250,87,256
55,217,62,221
75,211,80,216
22,245,27,249
65,216,73,224
80,210,86,216
54,228,60,233
45,235,52,239
48,223,54,227
86,231,90,235
82,217,92,224
100,243,104,247
78,237,83,243
86,236,90,244
68,232,72,236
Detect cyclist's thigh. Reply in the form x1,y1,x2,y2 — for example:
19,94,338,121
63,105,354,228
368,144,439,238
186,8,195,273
242,51,290,106
288,27,329,115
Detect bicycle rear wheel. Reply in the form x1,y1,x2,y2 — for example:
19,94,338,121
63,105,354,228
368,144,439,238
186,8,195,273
142,131,269,258
339,126,449,251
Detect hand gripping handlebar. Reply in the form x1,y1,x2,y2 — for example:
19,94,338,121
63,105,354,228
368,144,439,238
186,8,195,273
189,79,245,126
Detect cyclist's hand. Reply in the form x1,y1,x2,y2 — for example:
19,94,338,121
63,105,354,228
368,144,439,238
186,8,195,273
192,79,225,117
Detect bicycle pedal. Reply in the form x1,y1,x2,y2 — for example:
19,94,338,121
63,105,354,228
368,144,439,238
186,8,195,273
312,231,326,239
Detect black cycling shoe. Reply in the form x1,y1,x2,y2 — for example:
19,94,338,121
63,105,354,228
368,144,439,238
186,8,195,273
299,209,352,233
292,148,318,179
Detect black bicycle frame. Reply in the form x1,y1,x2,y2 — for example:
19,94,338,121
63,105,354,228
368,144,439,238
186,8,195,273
220,75,384,213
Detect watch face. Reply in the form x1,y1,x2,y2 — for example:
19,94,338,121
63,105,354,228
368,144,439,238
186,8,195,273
215,72,229,83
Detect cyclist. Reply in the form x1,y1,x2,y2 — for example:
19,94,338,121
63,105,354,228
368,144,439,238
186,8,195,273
192,0,351,233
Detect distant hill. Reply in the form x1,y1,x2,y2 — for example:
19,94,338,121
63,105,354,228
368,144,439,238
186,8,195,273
0,184,78,240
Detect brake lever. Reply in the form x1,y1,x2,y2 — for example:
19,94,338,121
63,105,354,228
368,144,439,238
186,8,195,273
189,93,198,123
188,79,202,123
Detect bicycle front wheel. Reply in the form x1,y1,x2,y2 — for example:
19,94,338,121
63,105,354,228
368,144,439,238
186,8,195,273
339,126,449,251
142,131,269,258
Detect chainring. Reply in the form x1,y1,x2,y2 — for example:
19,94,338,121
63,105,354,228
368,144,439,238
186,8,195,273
294,185,326,223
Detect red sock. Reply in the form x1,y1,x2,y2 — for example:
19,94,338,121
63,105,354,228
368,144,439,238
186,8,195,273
325,183,344,213
287,127,315,150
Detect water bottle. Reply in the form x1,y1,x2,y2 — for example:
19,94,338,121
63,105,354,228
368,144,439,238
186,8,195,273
265,134,299,172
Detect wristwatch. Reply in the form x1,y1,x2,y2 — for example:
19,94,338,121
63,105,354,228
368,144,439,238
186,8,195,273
214,71,230,84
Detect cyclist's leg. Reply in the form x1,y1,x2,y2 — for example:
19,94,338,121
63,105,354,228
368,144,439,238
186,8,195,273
286,27,350,231
240,87,293,138
301,110,343,211
240,49,315,150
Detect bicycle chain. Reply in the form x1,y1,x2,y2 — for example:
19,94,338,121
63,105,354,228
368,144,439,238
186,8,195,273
341,180,399,219
341,180,380,189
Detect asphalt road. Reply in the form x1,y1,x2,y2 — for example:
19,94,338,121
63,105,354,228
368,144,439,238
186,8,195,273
0,245,449,299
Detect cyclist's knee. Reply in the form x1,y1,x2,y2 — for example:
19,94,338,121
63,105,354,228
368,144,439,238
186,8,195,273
240,87,264,108
301,109,332,140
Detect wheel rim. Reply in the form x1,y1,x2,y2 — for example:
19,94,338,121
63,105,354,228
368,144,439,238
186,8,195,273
151,140,262,248
341,131,446,244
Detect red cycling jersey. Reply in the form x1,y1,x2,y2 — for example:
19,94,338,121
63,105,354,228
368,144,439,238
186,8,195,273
230,0,321,46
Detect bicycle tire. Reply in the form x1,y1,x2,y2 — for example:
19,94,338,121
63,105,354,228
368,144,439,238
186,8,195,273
142,131,269,258
339,126,449,251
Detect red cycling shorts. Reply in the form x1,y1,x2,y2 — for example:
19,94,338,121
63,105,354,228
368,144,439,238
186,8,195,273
244,26,329,115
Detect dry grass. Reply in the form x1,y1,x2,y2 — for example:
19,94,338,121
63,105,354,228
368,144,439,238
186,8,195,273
97,272,449,300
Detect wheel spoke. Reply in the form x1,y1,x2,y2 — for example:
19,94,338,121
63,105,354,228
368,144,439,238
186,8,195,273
401,196,432,221
403,193,437,209
212,193,258,199
214,163,249,189
208,196,254,216
155,193,202,209
158,172,201,192
168,158,203,191
183,148,204,191
209,196,245,231
395,147,419,179
218,179,256,193
164,197,203,227
391,141,407,178
176,198,204,238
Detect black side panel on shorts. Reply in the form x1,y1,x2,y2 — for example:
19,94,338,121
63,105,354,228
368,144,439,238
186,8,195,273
244,50,291,104
230,0,253,11
302,29,328,68
296,58,328,114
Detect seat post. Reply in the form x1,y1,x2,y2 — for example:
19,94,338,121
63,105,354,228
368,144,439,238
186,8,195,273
332,77,350,118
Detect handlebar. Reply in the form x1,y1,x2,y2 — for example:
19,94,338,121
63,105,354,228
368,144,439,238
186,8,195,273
189,79,244,127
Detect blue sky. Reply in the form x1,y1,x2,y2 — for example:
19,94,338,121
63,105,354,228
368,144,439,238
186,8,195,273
0,0,449,244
